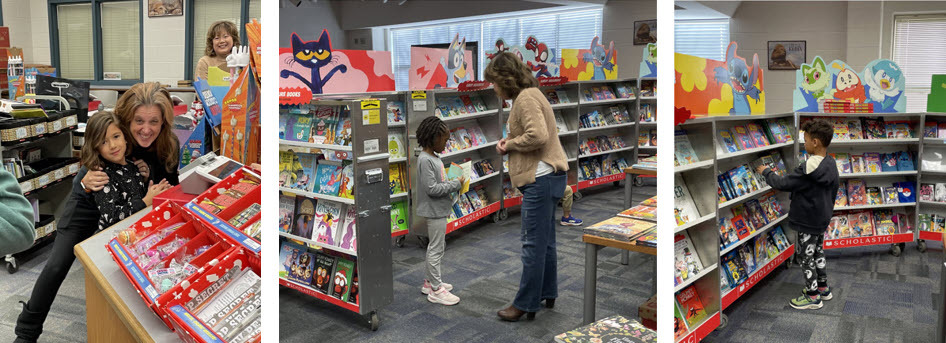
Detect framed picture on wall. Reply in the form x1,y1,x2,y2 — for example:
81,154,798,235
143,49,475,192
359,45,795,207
148,0,183,17
767,40,805,70
634,20,657,45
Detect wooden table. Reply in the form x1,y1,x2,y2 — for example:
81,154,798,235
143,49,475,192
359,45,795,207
582,233,656,325
74,207,181,342
619,167,656,265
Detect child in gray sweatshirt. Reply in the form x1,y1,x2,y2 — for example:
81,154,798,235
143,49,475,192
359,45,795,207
414,116,464,306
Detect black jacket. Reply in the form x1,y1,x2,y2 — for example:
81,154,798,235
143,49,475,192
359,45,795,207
763,155,840,235
132,145,180,186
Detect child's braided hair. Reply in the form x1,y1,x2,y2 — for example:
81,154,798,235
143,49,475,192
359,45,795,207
417,116,449,150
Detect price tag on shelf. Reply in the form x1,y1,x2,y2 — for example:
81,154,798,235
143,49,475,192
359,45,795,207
412,100,427,112
363,138,379,154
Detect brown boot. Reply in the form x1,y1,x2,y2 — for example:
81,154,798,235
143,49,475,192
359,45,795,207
497,305,536,322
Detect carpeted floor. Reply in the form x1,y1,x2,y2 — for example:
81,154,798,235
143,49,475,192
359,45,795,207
706,241,944,343
279,180,657,343
0,242,87,343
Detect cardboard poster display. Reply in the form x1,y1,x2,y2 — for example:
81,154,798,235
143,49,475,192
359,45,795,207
279,30,395,95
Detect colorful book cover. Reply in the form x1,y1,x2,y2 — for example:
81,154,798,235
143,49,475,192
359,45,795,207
674,303,689,340
279,240,306,279
925,121,938,138
938,122,946,139
673,174,702,225
770,226,790,250
872,210,896,235
935,215,946,232
287,250,316,285
315,163,343,196
719,214,739,249
732,125,755,150
292,153,318,193
881,153,899,172
850,154,865,173
883,186,899,204
754,236,768,264
311,252,337,294
336,205,358,251
864,152,883,173
718,129,739,153
286,113,312,142
920,183,934,201
852,211,875,237
732,215,751,240
862,118,886,139
468,126,488,146
744,199,768,229
897,151,915,171
739,244,756,274
313,200,343,246
387,101,405,124
388,132,406,159
746,122,770,147
674,231,704,283
897,181,916,203
847,179,867,206
765,120,785,144
291,196,316,239
675,285,708,328
830,117,849,140
460,95,477,113
887,120,912,138
555,90,570,104
674,130,699,165
311,106,339,144
279,194,296,234
472,95,489,111
331,257,355,301
834,153,852,174
918,213,932,232
390,200,409,233
722,250,748,286
554,315,657,343
847,118,864,140
866,187,883,205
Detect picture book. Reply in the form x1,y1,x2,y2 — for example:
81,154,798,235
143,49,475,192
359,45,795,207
674,231,704,284
674,303,689,340
882,153,899,172
886,120,912,138
286,113,312,142
754,236,769,265
718,129,739,153
311,252,337,294
830,118,849,140
745,199,769,229
918,213,932,232
847,179,867,206
582,89,594,102
452,97,467,114
770,226,790,250
674,130,699,166
390,163,405,194
468,126,488,146
555,90,570,104
291,196,316,240
939,122,946,138
554,112,568,133
828,216,843,239
545,89,560,104
884,186,899,204
873,209,896,235
764,120,785,144
864,152,882,173
897,151,915,171
673,174,702,225
763,194,784,220
311,106,339,144
846,118,864,140
279,194,296,234
287,250,316,285
315,162,343,196
732,215,752,240
719,214,739,249
387,101,405,124
921,183,934,201
638,132,650,146
866,187,883,205
278,150,298,187
313,200,342,246
850,154,865,173
746,122,770,147
279,240,306,279
583,217,656,242
553,315,656,343
618,205,657,221
331,257,355,301
925,121,938,138
460,95,477,113
450,129,468,150
862,118,886,139
849,211,874,237
649,129,657,147
732,125,755,150
721,250,748,287
293,153,318,193
388,132,406,159
458,193,474,215
390,200,409,233
739,244,756,274
333,110,353,146
897,181,916,203
334,162,355,200
675,285,708,328
456,128,475,148
834,153,852,174
935,215,946,232
936,183,946,202
337,205,357,251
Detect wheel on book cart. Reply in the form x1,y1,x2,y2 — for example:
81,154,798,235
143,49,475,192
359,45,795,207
493,209,508,223
718,313,729,330
633,176,644,187
573,191,583,201
6,260,17,274
891,244,902,257
613,181,620,187
367,311,380,331
395,236,406,248
918,240,927,253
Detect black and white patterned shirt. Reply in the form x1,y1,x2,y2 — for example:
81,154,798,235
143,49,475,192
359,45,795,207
93,159,147,231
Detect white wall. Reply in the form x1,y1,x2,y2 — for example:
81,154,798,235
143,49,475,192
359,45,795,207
2,0,38,64
280,1,346,49
602,0,656,79
728,1,849,113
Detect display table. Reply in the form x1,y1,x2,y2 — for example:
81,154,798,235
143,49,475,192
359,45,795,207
623,167,656,209
74,207,180,342
582,233,655,325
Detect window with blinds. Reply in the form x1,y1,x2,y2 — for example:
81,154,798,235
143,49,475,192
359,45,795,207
893,14,946,112
101,1,140,80
191,0,242,75
674,19,730,60
57,3,94,80
389,7,603,91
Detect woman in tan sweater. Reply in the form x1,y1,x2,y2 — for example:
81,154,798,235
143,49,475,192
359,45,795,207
194,20,240,81
487,52,568,321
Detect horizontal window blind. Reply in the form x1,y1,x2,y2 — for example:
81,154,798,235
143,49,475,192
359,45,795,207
101,1,139,80
390,7,602,91
192,0,242,74
57,3,94,80
893,15,946,112
675,19,729,60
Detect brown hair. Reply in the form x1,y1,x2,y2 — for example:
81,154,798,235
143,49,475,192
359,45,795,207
484,52,538,99
205,20,240,57
114,82,180,172
81,111,132,171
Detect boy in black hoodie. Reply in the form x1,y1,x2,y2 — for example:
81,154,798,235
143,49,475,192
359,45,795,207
756,119,839,310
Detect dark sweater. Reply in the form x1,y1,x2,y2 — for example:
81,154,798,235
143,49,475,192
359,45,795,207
132,145,179,186
762,155,840,235
93,159,147,230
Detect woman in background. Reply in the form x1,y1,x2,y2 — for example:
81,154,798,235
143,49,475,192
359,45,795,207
195,20,240,81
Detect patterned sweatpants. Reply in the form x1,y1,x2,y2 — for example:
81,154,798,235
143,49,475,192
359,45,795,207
797,232,828,295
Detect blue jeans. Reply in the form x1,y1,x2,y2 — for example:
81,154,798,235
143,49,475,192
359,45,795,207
513,171,566,312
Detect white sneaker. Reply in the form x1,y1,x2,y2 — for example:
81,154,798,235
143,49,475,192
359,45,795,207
421,280,453,295
427,286,460,305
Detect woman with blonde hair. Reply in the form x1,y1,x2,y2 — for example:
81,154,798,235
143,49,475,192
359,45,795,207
487,52,569,322
195,20,240,81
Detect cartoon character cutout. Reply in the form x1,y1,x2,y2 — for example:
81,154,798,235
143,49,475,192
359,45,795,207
863,59,905,112
583,37,615,80
486,38,509,60
641,43,657,78
280,30,347,94
713,42,762,114
800,56,830,101
440,33,468,88
525,36,553,78
831,65,866,103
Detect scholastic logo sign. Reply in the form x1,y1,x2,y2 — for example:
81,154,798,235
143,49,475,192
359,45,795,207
825,235,894,249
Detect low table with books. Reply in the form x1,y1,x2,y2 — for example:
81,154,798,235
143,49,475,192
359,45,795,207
555,315,656,343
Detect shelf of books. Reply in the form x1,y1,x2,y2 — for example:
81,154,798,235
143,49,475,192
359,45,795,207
798,113,921,254
576,79,638,193
374,93,411,240
918,112,946,245
636,77,657,167
412,87,505,236
278,98,393,328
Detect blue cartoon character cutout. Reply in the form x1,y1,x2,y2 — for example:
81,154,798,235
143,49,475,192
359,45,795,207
713,42,761,114
640,43,656,78
440,34,468,88
280,30,347,95
525,36,553,78
862,59,906,112
583,37,615,80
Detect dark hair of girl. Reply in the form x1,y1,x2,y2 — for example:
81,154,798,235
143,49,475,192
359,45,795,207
416,116,449,150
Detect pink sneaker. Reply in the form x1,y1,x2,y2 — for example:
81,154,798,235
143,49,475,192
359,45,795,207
427,286,460,305
421,280,453,295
